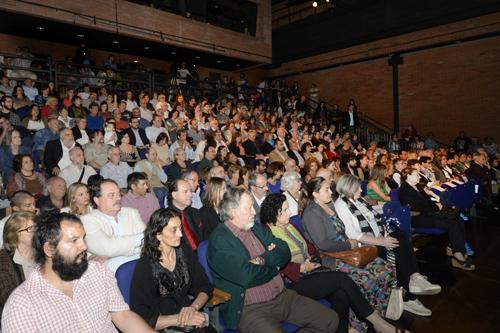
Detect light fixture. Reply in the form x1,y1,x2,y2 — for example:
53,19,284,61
77,33,85,38
144,46,150,50
36,26,45,31
312,1,318,7
112,40,119,44
194,55,201,59
216,60,222,63
133,60,139,63
171,51,177,55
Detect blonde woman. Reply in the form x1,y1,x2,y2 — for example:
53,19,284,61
60,183,93,216
199,177,227,238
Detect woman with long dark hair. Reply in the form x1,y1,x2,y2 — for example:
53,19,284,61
130,208,216,332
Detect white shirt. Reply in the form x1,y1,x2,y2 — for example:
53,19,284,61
349,111,355,126
125,99,138,112
76,130,90,146
145,125,168,144
27,119,45,131
57,141,75,170
140,106,153,122
284,191,299,217
334,198,381,241
59,163,97,187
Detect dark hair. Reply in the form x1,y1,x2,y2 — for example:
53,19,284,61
260,193,287,225
33,212,82,265
419,156,432,164
401,167,418,182
266,161,284,179
156,132,169,144
299,176,326,214
12,154,31,173
141,208,181,260
92,179,118,199
166,179,182,207
127,172,148,189
89,102,99,109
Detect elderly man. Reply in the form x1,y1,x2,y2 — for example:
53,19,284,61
181,170,202,209
36,176,66,214
207,187,338,332
44,127,81,176
248,172,268,224
268,139,289,164
100,146,133,189
81,179,145,272
121,172,159,224
284,158,300,173
84,130,109,171
167,179,206,251
59,146,97,187
2,213,156,333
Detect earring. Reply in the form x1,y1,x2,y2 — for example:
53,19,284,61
158,243,163,253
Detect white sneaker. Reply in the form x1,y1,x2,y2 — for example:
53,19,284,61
409,275,442,295
403,299,432,316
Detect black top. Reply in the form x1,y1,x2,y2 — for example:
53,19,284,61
36,195,61,215
43,140,82,173
130,244,213,328
166,161,193,181
199,205,221,239
398,182,439,214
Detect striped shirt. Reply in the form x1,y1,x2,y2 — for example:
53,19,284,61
225,221,284,305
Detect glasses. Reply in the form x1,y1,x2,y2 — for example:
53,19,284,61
254,184,268,190
18,225,36,233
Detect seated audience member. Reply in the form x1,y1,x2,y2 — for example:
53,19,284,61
1,96,21,126
398,167,474,271
145,114,168,143
60,183,93,216
86,102,104,131
0,191,37,248
122,172,160,224
466,152,493,202
302,177,396,317
59,146,97,187
391,158,407,188
0,212,38,323
150,132,170,168
335,175,441,317
261,194,407,333
44,127,80,176
197,144,217,172
72,117,91,146
268,139,289,164
226,164,242,188
254,158,267,174
284,157,300,173
134,147,169,204
242,129,264,164
207,187,339,332
0,130,30,182
280,171,302,217
248,172,269,224
81,179,145,272
1,212,156,333
119,132,140,166
366,164,391,203
266,161,284,194
200,177,226,237
84,130,109,171
124,116,150,150
130,209,216,332
181,170,203,209
57,108,74,129
303,157,320,183
287,140,305,169
100,146,133,189
36,176,67,214
167,179,206,251
166,147,194,181
6,154,47,198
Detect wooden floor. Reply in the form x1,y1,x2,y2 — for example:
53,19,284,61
396,202,500,333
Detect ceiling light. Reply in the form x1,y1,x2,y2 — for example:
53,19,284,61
216,60,222,63
326,0,330,2
133,60,139,63
36,26,45,31
171,51,177,55
195,56,200,59
112,40,119,44
312,1,318,7
77,34,85,38
144,46,150,50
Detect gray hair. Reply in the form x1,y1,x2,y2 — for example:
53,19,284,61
336,174,361,198
107,145,120,155
69,146,83,157
248,171,266,187
280,171,301,192
219,187,249,222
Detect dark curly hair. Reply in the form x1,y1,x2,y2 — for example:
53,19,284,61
141,208,181,261
33,212,82,265
260,193,287,226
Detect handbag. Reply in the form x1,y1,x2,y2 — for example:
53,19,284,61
323,246,378,268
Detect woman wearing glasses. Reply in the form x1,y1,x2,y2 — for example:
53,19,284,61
0,212,38,324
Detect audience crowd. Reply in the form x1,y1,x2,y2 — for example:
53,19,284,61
0,53,499,333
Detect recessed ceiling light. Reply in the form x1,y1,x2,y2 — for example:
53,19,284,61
112,40,119,44
77,34,85,38
133,60,139,63
236,64,241,67
36,26,45,31
171,51,177,55
216,60,222,63
195,56,200,59
144,46,150,50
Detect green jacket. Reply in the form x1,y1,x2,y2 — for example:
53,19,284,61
207,223,291,329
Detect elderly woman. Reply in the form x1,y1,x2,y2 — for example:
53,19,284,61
0,212,38,321
6,154,47,199
335,174,441,318
301,177,396,319
166,147,193,181
280,171,302,217
200,177,227,238
60,183,93,216
261,194,406,333
135,147,169,205
398,167,473,271
130,208,215,332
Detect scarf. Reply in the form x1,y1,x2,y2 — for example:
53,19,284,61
270,224,308,264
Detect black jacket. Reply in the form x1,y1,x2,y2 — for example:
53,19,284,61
43,140,82,173
344,111,360,128
124,127,150,146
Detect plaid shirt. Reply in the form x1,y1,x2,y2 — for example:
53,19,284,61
225,221,284,305
1,261,129,333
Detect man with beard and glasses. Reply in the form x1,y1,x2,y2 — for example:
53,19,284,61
1,212,156,333
207,187,339,333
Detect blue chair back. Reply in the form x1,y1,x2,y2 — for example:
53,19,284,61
115,259,138,305
290,215,305,235
360,181,368,196
390,188,401,204
197,240,213,283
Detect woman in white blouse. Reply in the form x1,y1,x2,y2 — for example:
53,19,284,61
334,174,441,318
280,171,302,217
